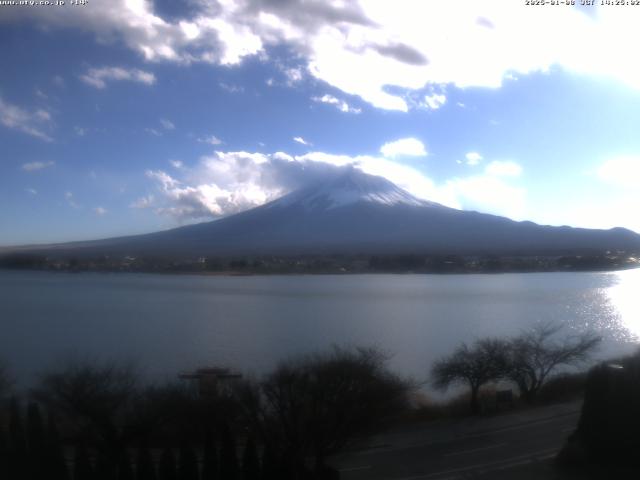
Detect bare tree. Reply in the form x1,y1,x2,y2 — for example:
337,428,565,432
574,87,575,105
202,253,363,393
240,346,412,477
506,323,600,403
32,359,139,473
431,338,510,414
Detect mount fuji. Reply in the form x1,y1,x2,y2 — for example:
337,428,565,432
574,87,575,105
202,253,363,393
8,168,640,258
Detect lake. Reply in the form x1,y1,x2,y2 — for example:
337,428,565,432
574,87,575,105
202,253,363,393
1,269,639,388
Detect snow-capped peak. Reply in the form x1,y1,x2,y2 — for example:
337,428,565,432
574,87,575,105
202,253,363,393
268,168,442,211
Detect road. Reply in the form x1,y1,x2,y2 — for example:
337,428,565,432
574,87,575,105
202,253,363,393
333,401,581,480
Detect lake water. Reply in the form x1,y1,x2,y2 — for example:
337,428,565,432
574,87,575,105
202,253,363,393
1,269,640,387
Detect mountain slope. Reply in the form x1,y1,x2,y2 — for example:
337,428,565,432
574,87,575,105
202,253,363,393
9,169,640,257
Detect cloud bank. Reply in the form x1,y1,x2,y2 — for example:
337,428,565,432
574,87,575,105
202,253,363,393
6,1,640,111
136,143,524,222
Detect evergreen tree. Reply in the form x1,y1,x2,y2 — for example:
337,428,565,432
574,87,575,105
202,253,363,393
178,445,198,480
8,398,26,480
136,445,157,480
158,448,177,480
0,426,9,480
95,450,115,480
46,412,69,480
27,402,47,479
74,445,95,480
219,425,238,480
260,444,285,480
117,450,134,480
201,431,218,480
241,436,260,480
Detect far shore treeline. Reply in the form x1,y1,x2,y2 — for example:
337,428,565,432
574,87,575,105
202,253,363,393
0,251,638,274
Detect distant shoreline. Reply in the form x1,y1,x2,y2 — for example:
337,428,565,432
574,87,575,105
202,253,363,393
2,250,639,277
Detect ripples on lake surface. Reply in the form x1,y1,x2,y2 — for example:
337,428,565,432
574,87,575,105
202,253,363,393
1,269,639,385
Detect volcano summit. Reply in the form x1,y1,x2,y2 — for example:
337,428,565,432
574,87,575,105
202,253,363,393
5,168,640,259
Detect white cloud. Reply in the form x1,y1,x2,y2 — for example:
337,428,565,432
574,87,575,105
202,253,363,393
423,92,446,110
138,140,533,226
80,66,156,89
296,151,442,204
147,150,410,219
74,126,87,136
485,160,522,177
146,170,180,189
380,138,427,158
198,134,222,145
26,188,37,195
160,118,175,130
2,0,260,66
0,97,53,141
145,151,299,219
9,1,640,111
145,157,279,219
130,195,155,209
145,128,162,136
196,14,263,65
464,152,483,166
22,161,55,172
65,191,80,209
276,1,592,110
219,82,244,93
180,20,200,41
311,94,361,114
597,156,640,188
94,207,108,216
142,153,287,219
142,147,530,222
35,109,51,122
284,67,304,85
293,136,311,146
169,159,184,169
441,160,525,219
442,175,526,221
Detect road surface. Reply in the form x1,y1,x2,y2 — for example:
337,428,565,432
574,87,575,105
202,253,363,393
333,401,581,480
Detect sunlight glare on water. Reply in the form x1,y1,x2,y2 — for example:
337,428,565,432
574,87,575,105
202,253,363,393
605,268,640,340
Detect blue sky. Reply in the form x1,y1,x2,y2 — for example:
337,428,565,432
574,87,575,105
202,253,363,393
2,0,640,245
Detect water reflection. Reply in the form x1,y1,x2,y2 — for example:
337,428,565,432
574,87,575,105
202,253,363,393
605,268,640,341
2,270,640,386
